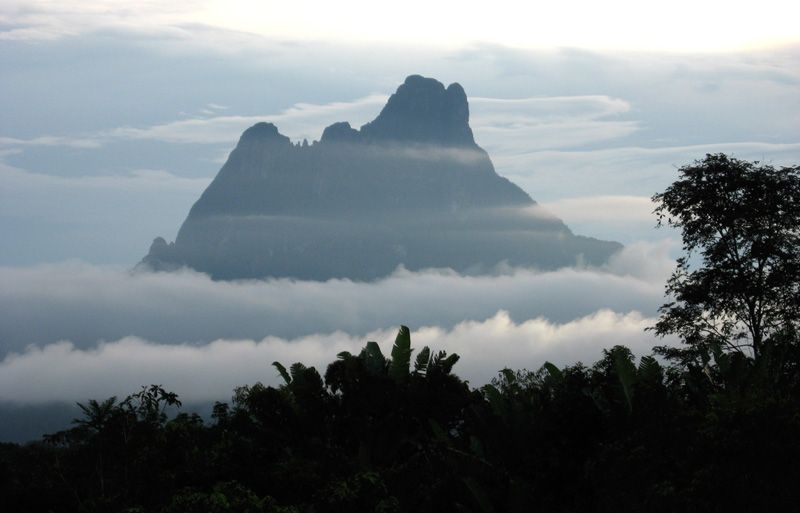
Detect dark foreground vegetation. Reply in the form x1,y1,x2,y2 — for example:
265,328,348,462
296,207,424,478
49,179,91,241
3,154,800,512
3,335,800,513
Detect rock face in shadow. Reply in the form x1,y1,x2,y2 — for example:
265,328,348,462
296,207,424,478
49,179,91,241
140,75,621,281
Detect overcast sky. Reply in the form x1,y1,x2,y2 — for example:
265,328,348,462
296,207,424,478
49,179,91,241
1,1,799,404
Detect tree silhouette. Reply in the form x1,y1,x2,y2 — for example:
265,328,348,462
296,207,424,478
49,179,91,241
651,153,800,361
74,397,118,434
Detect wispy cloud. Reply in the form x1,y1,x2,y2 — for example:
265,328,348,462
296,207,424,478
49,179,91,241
0,163,209,223
106,94,387,145
0,163,210,193
499,141,800,203
0,93,636,153
0,0,208,41
538,195,666,245
0,135,102,149
470,96,638,153
0,95,389,149
541,195,655,223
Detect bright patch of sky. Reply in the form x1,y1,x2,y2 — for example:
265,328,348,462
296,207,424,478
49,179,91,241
2,0,798,52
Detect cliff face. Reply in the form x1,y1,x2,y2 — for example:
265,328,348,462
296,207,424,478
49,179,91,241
140,75,621,280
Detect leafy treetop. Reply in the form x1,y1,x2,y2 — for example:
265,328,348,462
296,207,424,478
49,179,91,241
652,153,800,360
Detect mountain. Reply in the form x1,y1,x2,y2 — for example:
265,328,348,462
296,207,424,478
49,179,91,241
140,75,621,280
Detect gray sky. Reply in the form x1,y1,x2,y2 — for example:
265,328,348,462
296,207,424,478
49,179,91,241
0,2,798,402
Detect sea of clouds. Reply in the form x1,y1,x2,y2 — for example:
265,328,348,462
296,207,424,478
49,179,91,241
0,242,678,403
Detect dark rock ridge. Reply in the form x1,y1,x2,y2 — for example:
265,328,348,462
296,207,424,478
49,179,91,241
140,75,621,281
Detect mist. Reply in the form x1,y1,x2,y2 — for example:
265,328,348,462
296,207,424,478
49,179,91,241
0,243,672,359
0,309,669,404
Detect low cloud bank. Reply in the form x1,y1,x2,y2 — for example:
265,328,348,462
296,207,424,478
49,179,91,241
0,242,674,355
0,309,672,404
0,241,678,403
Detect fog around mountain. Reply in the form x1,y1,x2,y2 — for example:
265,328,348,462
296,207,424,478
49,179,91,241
140,75,621,280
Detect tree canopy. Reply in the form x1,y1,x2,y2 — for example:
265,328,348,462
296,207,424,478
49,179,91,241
652,153,800,360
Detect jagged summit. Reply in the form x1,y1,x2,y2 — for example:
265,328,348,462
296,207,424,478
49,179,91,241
320,121,359,144
317,76,474,147
241,121,286,142
359,75,475,147
140,75,621,281
233,121,292,151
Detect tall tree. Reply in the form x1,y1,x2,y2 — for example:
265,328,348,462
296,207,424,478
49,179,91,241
652,153,800,360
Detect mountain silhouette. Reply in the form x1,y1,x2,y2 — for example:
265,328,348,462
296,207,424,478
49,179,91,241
140,75,621,280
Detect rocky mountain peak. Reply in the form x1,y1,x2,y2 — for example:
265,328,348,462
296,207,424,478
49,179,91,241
236,122,291,148
320,121,360,144
139,75,621,281
359,75,475,147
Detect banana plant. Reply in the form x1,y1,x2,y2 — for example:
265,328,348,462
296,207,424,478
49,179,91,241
388,325,412,384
